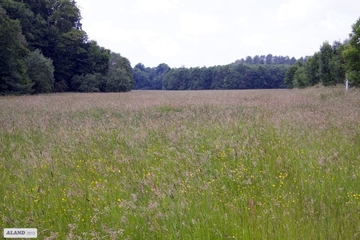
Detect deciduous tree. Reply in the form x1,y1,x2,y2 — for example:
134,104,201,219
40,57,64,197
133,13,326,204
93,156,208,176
0,6,32,94
25,49,54,93
106,53,134,92
343,17,360,86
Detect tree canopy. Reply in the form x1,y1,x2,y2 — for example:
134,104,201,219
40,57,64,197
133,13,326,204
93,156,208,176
0,5,32,94
0,0,133,95
282,18,360,89
133,63,171,90
284,40,348,89
343,17,360,87
134,62,289,91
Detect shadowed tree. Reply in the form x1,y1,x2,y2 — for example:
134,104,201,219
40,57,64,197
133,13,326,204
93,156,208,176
284,62,303,88
319,41,335,86
265,54,273,64
106,52,134,92
304,53,320,86
25,49,55,93
0,6,32,94
343,17,360,87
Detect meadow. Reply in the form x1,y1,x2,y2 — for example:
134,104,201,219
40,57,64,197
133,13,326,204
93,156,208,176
0,87,360,239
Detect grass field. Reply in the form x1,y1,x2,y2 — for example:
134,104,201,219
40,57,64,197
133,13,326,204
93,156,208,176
1,87,360,239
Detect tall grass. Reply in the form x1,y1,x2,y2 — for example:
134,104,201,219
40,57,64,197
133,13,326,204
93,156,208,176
1,87,360,239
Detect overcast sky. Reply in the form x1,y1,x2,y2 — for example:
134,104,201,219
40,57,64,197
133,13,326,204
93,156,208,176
76,0,360,68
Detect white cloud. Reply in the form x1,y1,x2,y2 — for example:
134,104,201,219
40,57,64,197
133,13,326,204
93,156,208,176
77,0,360,67
235,18,248,27
133,0,179,14
276,0,315,22
179,12,220,42
138,31,181,57
241,34,266,47
86,19,180,60
88,20,130,43
76,0,90,16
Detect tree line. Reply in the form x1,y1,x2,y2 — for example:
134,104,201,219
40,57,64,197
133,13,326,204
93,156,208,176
133,56,301,90
0,0,134,95
133,63,170,90
234,54,301,65
134,17,360,91
162,64,288,90
285,17,360,88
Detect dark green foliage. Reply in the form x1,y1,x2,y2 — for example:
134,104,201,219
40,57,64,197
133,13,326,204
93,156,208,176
284,64,299,88
343,17,360,87
234,55,302,65
329,41,346,84
319,41,335,86
285,41,346,88
25,49,55,93
71,73,106,92
304,53,320,86
134,66,151,89
199,67,213,89
162,67,191,90
1,0,36,45
245,56,253,64
318,41,346,86
211,65,229,89
106,53,134,92
6,0,87,91
84,41,110,75
1,0,131,94
265,54,273,64
189,67,206,90
53,29,88,91
268,65,288,88
223,64,246,89
0,6,32,95
253,55,261,64
154,63,171,89
293,65,308,88
72,53,133,93
133,63,170,90
162,64,287,90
